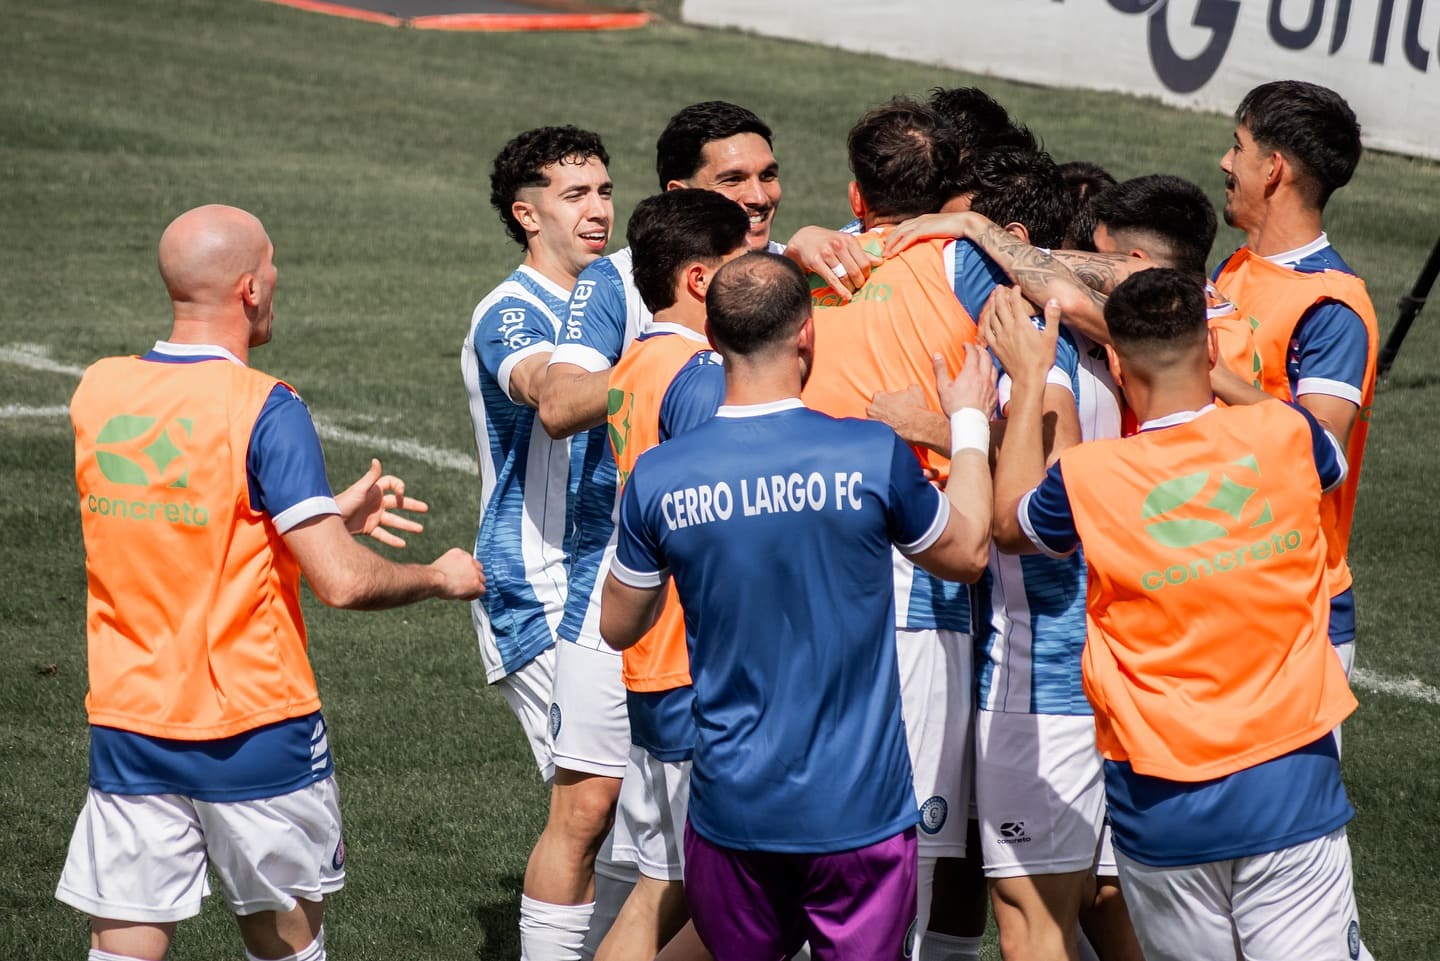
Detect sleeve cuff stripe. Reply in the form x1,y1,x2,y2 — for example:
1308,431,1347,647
497,343,556,401
1018,490,1072,559
1295,378,1362,405
610,557,666,589
897,490,950,554
272,496,340,534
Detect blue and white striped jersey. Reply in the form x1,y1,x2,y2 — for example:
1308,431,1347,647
979,325,1121,714
551,241,785,651
462,266,572,681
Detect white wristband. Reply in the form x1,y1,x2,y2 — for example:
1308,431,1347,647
949,408,990,458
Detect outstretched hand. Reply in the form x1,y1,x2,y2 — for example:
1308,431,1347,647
335,458,428,548
933,343,998,417
785,226,882,301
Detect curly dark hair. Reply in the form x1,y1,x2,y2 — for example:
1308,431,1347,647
489,126,609,248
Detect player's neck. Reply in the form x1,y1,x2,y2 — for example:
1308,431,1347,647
1122,375,1213,426
1244,202,1324,259
653,303,706,337
167,308,251,364
721,357,802,407
521,248,580,294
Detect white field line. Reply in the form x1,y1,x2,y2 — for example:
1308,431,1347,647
5,346,1440,708
0,344,477,476
1350,668,1440,706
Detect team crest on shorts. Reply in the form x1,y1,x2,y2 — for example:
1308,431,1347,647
1347,920,1360,959
549,702,562,739
903,918,917,958
919,796,948,834
332,838,346,871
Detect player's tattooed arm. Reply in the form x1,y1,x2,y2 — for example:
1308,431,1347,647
885,212,1113,343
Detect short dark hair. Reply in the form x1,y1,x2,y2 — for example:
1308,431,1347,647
1089,175,1217,280
1057,161,1117,251
627,189,751,314
1235,80,1362,209
966,148,1072,250
928,86,1038,200
489,126,609,248
847,97,959,221
705,252,810,357
655,101,774,190
1104,267,1208,356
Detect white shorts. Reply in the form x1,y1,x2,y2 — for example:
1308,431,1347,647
896,628,973,857
975,710,1107,878
495,644,558,784
56,778,344,924
550,641,629,778
1116,827,1364,961
613,745,690,881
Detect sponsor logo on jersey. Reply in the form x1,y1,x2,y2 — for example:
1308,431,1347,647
919,796,948,835
809,237,890,307
997,820,1031,844
84,413,210,527
549,702,562,739
1138,455,1302,592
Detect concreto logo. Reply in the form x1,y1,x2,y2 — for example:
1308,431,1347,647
85,414,209,527
607,387,635,488
810,236,889,307
1139,453,1302,591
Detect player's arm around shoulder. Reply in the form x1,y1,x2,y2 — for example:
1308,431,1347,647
540,258,626,436
906,344,996,584
469,294,557,410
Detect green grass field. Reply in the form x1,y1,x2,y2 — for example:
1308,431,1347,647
3,1,1439,957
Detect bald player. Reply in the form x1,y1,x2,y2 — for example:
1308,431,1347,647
57,205,485,961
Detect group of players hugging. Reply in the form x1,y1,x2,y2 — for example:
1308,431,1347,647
57,75,1377,961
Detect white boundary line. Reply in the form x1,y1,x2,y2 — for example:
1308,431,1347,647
5,345,1439,708
0,344,477,476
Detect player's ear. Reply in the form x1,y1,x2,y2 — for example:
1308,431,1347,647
665,178,690,193
1263,150,1285,192
1207,327,1220,369
511,200,539,235
848,181,865,220
238,271,259,308
684,261,709,302
1105,343,1124,388
1003,222,1030,244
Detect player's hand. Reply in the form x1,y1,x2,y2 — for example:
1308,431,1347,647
336,458,428,548
933,343,997,417
431,549,486,600
883,211,994,256
983,287,1059,390
785,226,881,300
867,385,949,452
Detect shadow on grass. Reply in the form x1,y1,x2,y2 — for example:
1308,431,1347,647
472,873,524,959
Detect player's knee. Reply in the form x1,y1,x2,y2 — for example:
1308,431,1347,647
549,777,619,846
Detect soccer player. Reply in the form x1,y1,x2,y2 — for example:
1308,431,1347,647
802,99,1072,961
461,125,616,961
985,269,1364,961
597,188,749,960
57,204,486,961
601,251,997,961
1210,80,1380,682
463,124,612,783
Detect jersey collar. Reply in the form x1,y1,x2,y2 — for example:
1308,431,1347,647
1138,404,1217,433
646,321,710,343
150,341,247,366
715,397,805,419
1264,233,1330,267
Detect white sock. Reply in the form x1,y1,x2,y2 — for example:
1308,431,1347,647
89,950,145,961
581,856,637,959
920,931,982,961
521,894,593,961
244,925,326,961
913,854,936,960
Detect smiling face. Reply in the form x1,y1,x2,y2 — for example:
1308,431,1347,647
1219,124,1271,231
515,154,614,286
680,133,782,249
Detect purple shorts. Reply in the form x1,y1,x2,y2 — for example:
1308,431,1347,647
683,823,918,961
